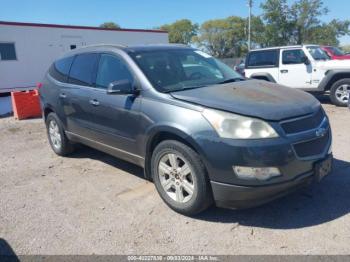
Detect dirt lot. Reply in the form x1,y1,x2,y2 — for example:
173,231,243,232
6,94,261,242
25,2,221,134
0,97,349,255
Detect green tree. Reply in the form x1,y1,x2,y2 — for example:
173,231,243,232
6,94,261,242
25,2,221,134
260,0,294,46
290,0,329,44
342,45,350,53
250,16,267,48
194,16,247,58
260,0,350,46
307,20,350,45
99,22,121,29
160,19,198,44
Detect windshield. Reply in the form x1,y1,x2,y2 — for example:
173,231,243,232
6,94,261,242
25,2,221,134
128,49,243,92
329,46,345,56
306,46,330,61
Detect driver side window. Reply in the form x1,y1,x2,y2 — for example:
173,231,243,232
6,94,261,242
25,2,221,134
96,54,134,89
282,49,307,65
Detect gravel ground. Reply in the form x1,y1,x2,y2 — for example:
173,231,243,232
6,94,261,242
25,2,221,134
0,97,349,255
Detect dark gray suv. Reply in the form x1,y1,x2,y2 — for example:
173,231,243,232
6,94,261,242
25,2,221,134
40,44,333,215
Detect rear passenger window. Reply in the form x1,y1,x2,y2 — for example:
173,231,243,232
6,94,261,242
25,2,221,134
282,49,306,64
49,56,74,82
247,50,278,67
68,53,99,86
96,54,134,89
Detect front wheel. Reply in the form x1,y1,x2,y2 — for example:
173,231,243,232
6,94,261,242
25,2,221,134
330,79,350,107
151,140,213,216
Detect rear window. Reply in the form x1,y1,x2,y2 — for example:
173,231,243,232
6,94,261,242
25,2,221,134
328,46,344,56
68,53,99,86
247,50,278,68
49,56,74,82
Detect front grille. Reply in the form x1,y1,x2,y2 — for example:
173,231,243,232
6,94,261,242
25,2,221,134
281,109,325,134
293,130,330,158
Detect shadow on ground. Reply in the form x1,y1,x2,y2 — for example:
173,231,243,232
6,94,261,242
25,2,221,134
69,146,144,179
313,93,333,105
0,239,19,262
68,146,350,230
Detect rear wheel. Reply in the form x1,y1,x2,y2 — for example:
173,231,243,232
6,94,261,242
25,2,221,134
151,140,213,216
46,112,75,156
330,79,350,107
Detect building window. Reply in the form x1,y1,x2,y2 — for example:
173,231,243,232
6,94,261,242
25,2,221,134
70,45,77,50
0,43,17,61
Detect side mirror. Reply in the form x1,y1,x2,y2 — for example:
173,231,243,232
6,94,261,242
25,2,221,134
302,56,311,65
107,80,136,95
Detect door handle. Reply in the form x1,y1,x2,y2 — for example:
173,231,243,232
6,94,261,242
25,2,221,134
59,93,67,98
89,99,100,106
280,70,288,74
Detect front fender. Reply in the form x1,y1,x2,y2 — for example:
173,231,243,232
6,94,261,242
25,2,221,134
141,122,213,180
318,70,350,91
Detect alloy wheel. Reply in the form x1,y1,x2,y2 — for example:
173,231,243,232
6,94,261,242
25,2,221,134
335,84,350,104
49,120,62,150
158,153,195,203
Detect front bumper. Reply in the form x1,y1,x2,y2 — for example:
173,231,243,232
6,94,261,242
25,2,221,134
194,111,332,208
211,171,313,209
211,154,332,209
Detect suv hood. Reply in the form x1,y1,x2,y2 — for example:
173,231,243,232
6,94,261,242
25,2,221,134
170,80,320,121
316,59,350,70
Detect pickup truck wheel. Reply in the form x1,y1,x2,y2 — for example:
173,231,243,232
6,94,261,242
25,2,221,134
330,79,350,107
151,140,213,216
46,112,75,156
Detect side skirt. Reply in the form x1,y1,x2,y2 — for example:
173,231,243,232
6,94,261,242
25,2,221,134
66,131,145,168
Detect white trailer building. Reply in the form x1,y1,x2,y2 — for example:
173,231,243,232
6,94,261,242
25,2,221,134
0,21,169,93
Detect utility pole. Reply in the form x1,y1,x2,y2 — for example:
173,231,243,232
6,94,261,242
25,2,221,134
248,0,253,51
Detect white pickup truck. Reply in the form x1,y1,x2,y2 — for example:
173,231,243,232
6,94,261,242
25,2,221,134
244,45,350,106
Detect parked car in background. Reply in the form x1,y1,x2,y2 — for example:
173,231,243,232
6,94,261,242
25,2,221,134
40,44,332,215
245,45,350,106
321,46,350,60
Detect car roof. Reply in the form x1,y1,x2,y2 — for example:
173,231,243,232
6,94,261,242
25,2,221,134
60,44,193,58
125,44,193,52
249,44,319,52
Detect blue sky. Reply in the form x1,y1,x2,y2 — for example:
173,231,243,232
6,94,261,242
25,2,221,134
1,0,349,44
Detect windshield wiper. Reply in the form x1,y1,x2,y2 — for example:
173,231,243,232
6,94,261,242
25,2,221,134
218,78,244,84
166,85,208,93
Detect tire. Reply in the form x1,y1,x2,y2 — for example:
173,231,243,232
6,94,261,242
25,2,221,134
46,112,75,156
151,140,213,215
329,78,350,107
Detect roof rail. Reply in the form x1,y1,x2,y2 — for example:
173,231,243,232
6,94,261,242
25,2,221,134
77,43,127,49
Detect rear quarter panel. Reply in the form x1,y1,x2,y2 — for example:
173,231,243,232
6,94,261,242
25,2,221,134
39,74,64,124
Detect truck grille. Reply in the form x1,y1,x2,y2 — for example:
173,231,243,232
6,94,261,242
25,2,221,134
293,130,330,158
281,109,325,134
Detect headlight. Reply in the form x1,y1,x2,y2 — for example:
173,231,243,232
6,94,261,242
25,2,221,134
202,109,278,139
